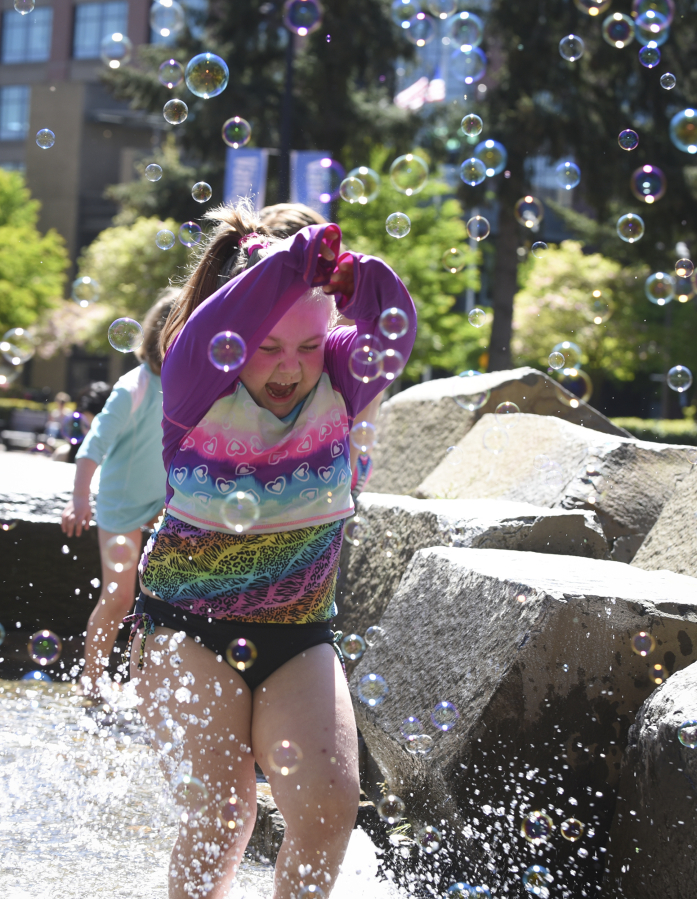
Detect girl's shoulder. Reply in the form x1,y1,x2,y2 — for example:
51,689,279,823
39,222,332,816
112,363,160,415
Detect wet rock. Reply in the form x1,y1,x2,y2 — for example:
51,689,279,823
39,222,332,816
416,413,694,562
246,782,286,863
369,368,627,496
335,493,609,640
602,661,697,899
350,547,697,896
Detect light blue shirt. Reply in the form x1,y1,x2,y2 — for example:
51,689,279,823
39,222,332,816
77,363,166,533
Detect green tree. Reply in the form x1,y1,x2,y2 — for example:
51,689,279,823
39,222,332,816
0,169,68,335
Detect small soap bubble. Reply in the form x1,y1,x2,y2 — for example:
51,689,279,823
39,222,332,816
495,401,520,426
446,445,464,467
475,139,507,176
677,720,697,748
461,113,483,137
100,32,132,69
36,128,55,149
61,411,87,445
531,241,548,258
617,213,645,243
14,0,35,13
222,116,251,148
28,629,62,665
357,673,388,706
450,9,484,46
145,163,162,181
379,306,409,340
108,318,144,353
442,247,468,273
344,515,372,547
347,165,380,202
72,275,100,307
431,700,459,731
675,259,694,278
533,454,551,471
104,534,139,572
381,348,405,381
460,157,487,186
349,339,383,382
618,129,639,151
364,625,385,647
483,426,509,454
192,181,212,202
218,794,246,831
377,793,405,824
669,108,697,154
385,212,411,238
156,229,176,249
561,818,585,841
381,529,401,558
173,774,209,820
284,0,323,35
400,716,423,739
389,153,428,195
556,160,581,190
522,865,553,897
631,164,666,203
186,52,229,98
404,12,436,47
602,12,635,47
340,634,366,661
208,331,247,371
163,99,188,124
350,421,376,453
269,739,302,775
514,196,544,228
150,0,185,38
416,825,442,854
158,58,184,88
559,34,584,61
2,327,35,365
650,663,668,684
179,221,203,247
405,733,434,754
552,340,582,368
339,176,365,203
521,811,554,845
639,43,660,68
225,638,257,671
660,72,676,90
466,216,490,241
667,365,693,392
548,351,565,371
455,371,490,411
645,272,675,305
221,491,260,534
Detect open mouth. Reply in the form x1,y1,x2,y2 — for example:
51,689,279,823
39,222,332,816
265,382,298,402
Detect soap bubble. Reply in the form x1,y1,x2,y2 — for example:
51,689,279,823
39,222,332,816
389,154,428,195
218,794,246,831
461,113,483,137
602,12,635,47
590,293,612,323
299,888,325,899
349,336,383,381
631,165,666,203
416,825,442,853
100,32,132,68
208,331,247,371
660,72,676,90
451,11,484,47
2,328,35,365
447,885,489,898
391,0,420,27
179,221,203,247
559,34,584,61
645,272,675,305
377,793,405,824
483,426,509,454
104,534,139,572
404,12,436,47
405,733,434,754
650,663,668,684
400,716,422,738
446,445,464,467
667,365,693,392
185,52,229,98
533,454,551,471
173,774,209,820
618,129,639,151
108,318,144,353
268,738,303,775
385,212,411,239
381,529,401,558
340,634,366,661
222,492,260,533
574,0,610,14
468,307,486,327
350,421,376,453
163,98,188,124
14,0,35,13
442,248,467,273
556,368,593,405
155,229,175,250
466,216,490,241
192,181,212,202
531,241,548,258
0,623,4,645
284,0,323,35
381,348,405,381
675,276,694,303
28,629,62,665
460,157,487,186
450,46,487,84
556,161,581,190
307,157,345,204
552,341,582,368
379,306,409,340
345,515,371,546
675,259,694,278
522,865,553,897
475,139,507,176
669,109,697,154
427,0,457,18
150,0,185,38
617,213,645,243
639,44,661,67
22,670,52,682
339,176,365,203
495,401,520,426
561,818,585,841
514,196,544,228
365,625,385,647
677,720,697,748
36,128,55,149
347,166,381,202
548,351,565,371
225,638,257,671
358,673,388,706
72,276,100,309
222,116,251,148
158,58,184,88
431,700,459,731
61,410,88,445
145,163,162,181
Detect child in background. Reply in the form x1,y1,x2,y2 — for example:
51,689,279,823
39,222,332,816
61,294,175,698
51,382,112,463
128,202,416,899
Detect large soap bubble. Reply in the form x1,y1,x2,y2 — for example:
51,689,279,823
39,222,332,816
1,328,35,365
667,365,692,392
36,128,55,149
347,166,380,202
185,53,229,99
283,0,323,36
28,629,62,665
450,11,484,47
163,98,188,124
222,116,252,148
208,331,247,371
404,12,436,47
100,32,132,69
385,212,411,239
645,272,675,305
514,196,544,228
222,491,260,533
475,140,507,177
460,157,487,186
108,318,144,353
391,0,419,28
618,129,639,151
602,12,635,46
559,34,585,61
617,213,645,243
670,109,697,154
638,44,661,67
556,161,581,190
521,810,554,845
450,46,487,84
389,153,428,195
150,0,186,39
357,673,388,706
630,165,666,203
158,58,184,88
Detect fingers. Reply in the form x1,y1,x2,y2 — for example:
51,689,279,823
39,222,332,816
319,242,336,262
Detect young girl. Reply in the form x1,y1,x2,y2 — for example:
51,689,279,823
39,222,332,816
129,202,416,899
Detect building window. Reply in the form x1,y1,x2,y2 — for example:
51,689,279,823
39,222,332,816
73,1,129,60
1,6,53,64
0,86,30,141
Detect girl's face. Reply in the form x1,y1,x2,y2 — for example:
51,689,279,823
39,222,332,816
239,298,333,418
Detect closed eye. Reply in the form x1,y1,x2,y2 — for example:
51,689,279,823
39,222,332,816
300,344,321,352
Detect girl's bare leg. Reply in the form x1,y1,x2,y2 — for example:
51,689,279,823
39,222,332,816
252,644,360,899
131,627,257,899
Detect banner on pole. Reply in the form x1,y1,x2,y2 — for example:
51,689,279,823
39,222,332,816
223,148,269,209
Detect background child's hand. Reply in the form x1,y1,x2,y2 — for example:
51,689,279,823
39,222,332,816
61,495,92,537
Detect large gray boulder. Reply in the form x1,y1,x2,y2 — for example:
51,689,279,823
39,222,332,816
350,547,697,896
369,367,627,496
602,662,697,899
335,492,609,639
416,413,694,563
631,459,697,577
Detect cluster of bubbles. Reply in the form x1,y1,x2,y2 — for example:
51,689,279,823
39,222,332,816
345,308,409,383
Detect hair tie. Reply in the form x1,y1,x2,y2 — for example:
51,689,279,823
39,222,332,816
239,232,270,255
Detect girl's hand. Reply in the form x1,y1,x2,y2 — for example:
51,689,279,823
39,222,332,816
61,495,92,537
318,226,355,299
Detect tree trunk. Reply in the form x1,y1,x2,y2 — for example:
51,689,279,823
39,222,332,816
487,202,519,371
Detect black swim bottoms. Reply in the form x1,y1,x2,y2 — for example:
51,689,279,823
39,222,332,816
126,593,339,691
